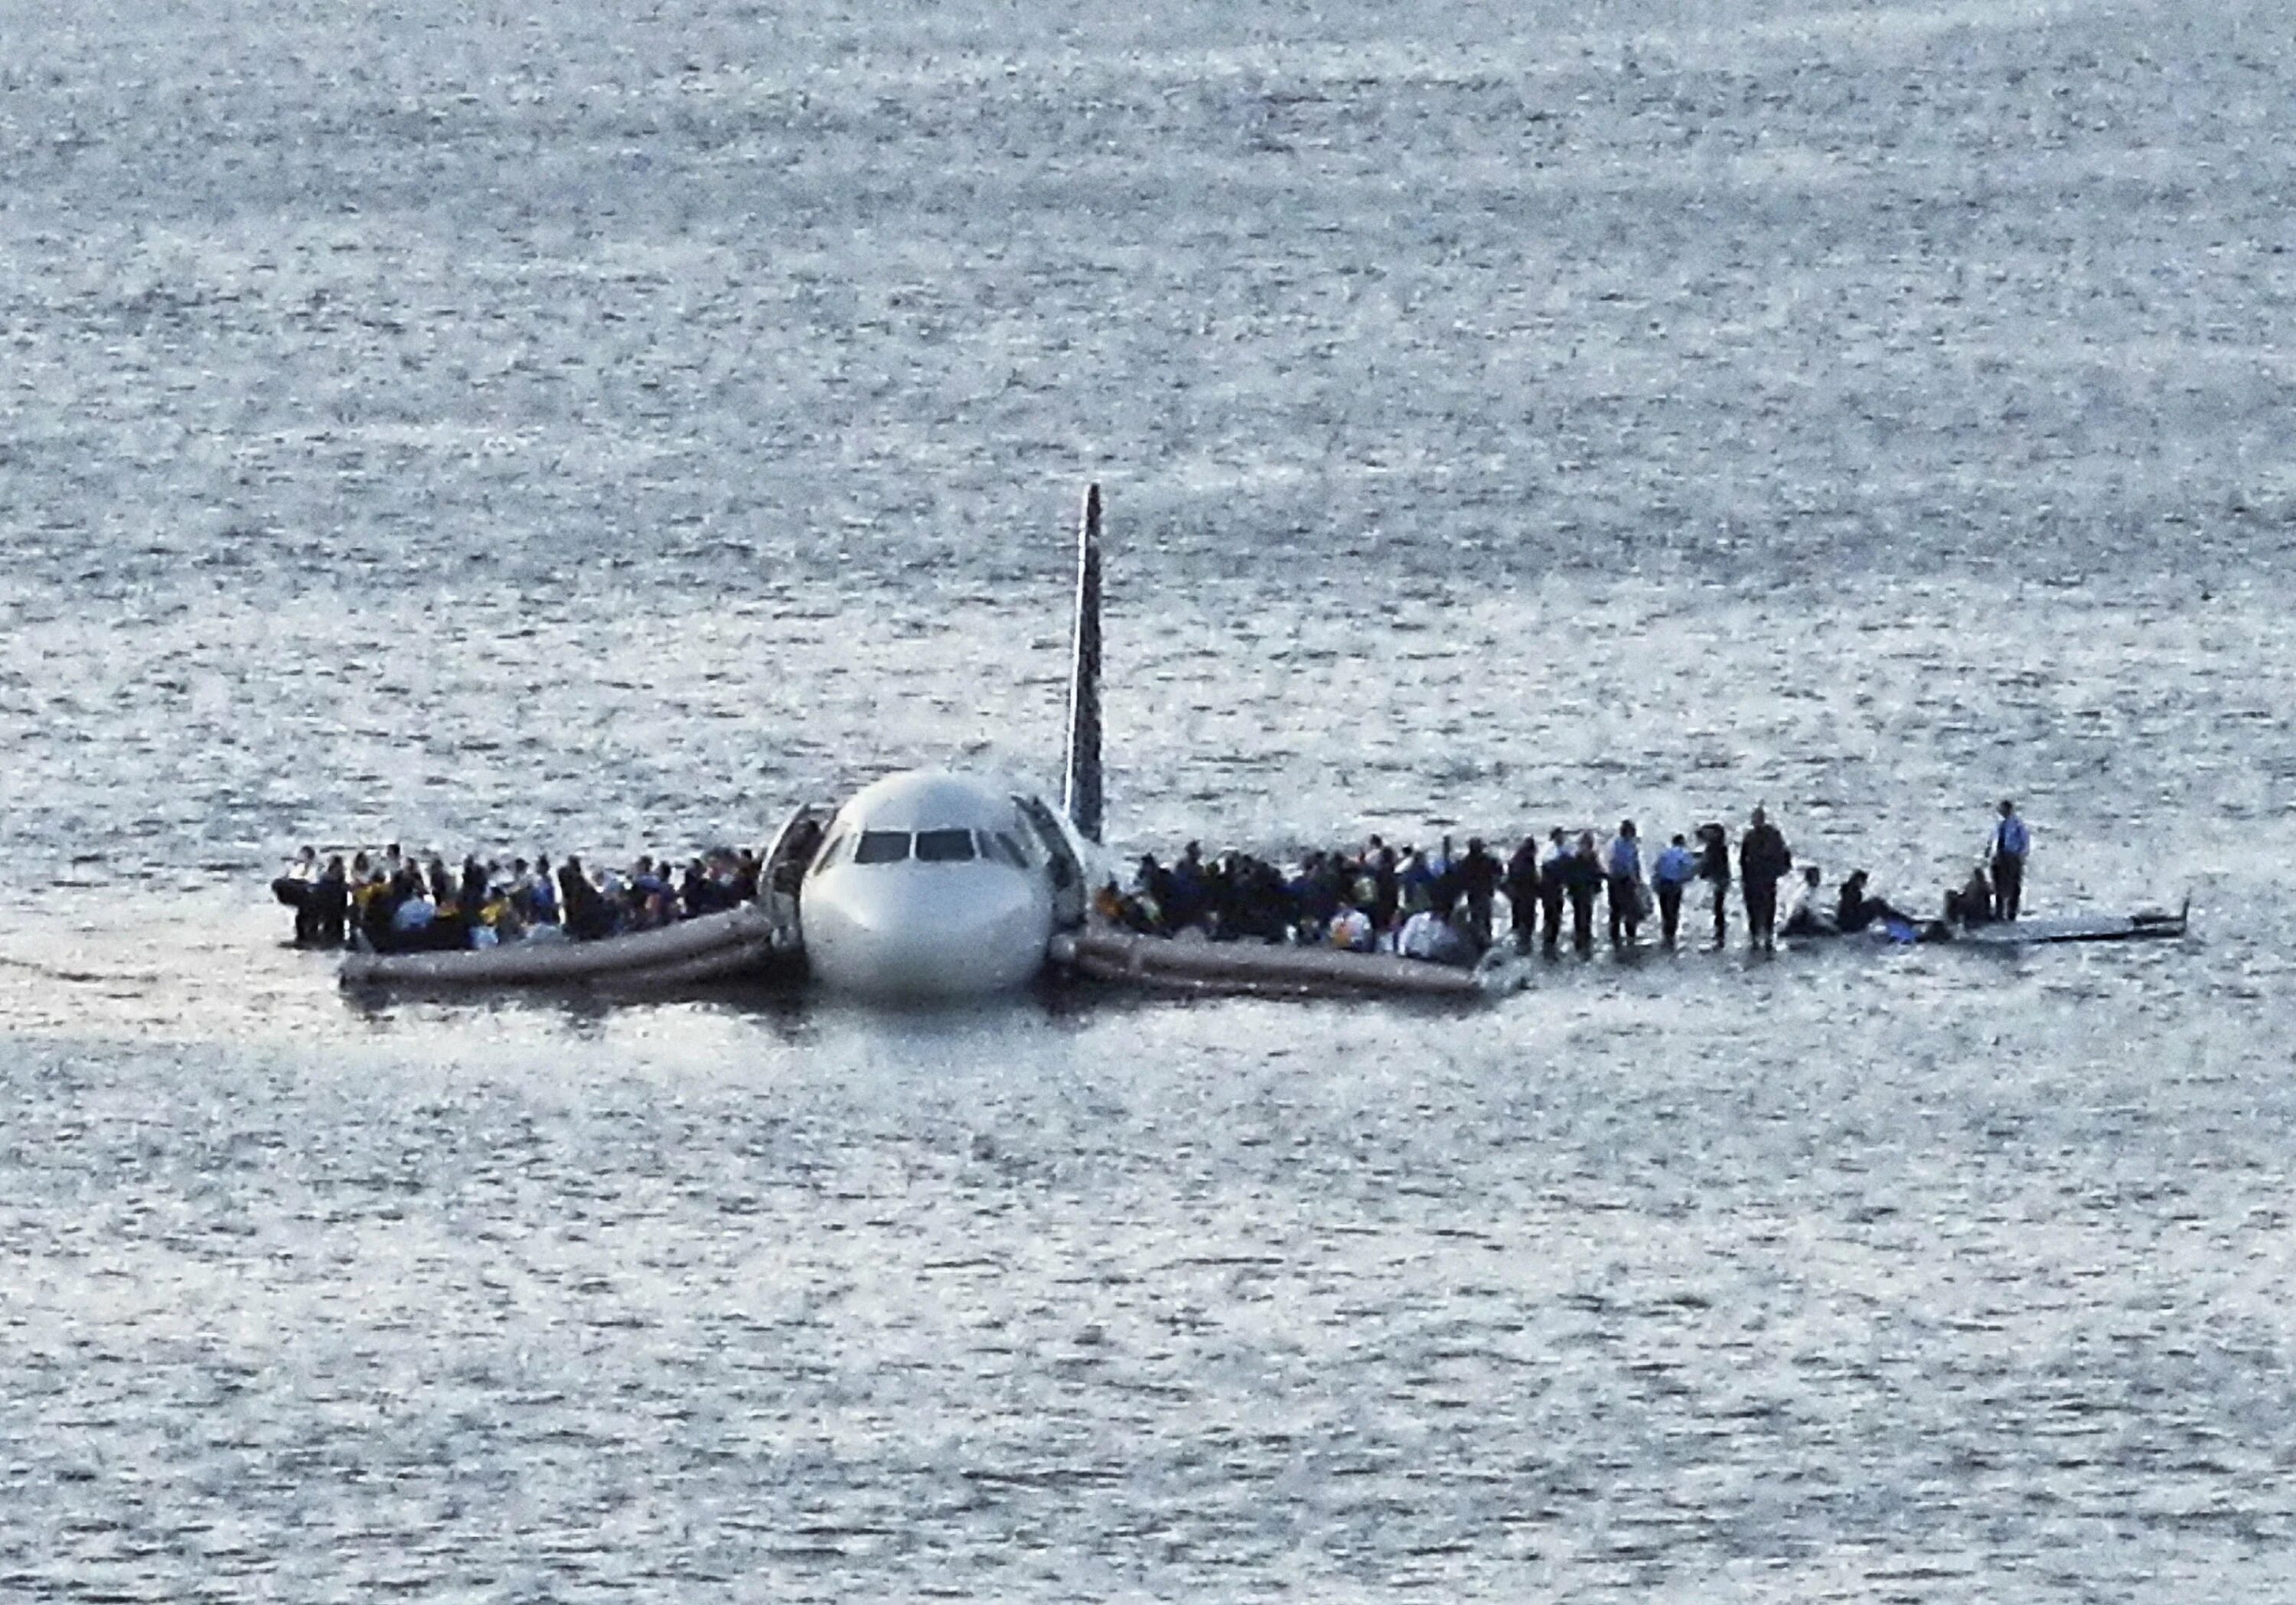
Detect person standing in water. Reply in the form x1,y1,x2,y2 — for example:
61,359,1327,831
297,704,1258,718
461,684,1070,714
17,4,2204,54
1990,799,2030,920
1739,807,1793,954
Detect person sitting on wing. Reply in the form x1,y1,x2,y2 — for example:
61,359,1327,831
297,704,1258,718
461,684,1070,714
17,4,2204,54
1780,865,1838,938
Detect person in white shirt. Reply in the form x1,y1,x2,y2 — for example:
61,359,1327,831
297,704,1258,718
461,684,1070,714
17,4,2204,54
1328,903,1375,953
1780,866,1838,938
1397,907,1473,966
272,845,320,943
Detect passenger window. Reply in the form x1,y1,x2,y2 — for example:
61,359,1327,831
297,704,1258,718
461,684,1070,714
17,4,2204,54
853,831,911,865
914,828,977,863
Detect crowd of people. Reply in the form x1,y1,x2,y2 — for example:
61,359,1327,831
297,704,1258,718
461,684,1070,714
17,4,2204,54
1104,801,2036,964
272,843,770,954
275,801,2037,970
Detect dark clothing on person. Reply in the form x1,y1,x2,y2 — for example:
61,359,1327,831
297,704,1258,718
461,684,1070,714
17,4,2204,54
1431,863,1463,919
273,876,318,944
1740,823,1792,948
1945,871,1995,926
771,823,822,896
1606,875,1642,947
1225,857,1291,942
1744,878,1779,946
1656,880,1684,947
310,867,348,948
1991,852,2024,921
1560,851,1603,954
681,863,719,916
360,882,398,951
1457,844,1502,949
1537,850,1569,954
1838,883,1915,935
1838,886,1877,934
1989,810,2030,920
1839,874,1900,935
559,861,614,941
1166,857,1208,932
1146,862,1182,932
1371,850,1400,932
1504,843,1542,954
1695,828,1731,946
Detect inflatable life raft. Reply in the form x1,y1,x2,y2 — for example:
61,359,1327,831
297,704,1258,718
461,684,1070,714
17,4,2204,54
339,901,798,991
1051,926,1495,999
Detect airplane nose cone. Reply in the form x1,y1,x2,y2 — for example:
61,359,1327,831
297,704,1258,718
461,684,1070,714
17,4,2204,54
803,869,1049,998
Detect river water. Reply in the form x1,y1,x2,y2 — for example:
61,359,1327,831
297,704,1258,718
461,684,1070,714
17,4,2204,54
5,0,2295,1597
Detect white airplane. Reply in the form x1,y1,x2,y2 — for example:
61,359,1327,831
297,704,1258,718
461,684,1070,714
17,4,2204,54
781,486,1113,1000
340,483,1486,1002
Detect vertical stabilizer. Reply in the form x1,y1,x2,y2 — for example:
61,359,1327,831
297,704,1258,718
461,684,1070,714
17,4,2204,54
1062,483,1104,843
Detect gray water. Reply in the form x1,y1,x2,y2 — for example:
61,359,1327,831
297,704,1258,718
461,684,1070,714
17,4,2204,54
5,0,2296,1597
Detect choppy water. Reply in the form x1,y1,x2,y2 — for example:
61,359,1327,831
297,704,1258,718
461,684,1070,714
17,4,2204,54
5,0,2296,1597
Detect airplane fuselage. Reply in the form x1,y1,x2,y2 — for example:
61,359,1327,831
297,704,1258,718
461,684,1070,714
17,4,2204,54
799,770,1084,999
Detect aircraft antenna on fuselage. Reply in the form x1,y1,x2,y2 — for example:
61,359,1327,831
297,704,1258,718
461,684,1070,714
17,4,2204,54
1062,481,1104,843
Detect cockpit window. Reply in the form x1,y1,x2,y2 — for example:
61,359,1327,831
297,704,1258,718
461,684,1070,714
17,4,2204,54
914,828,977,863
853,830,912,865
980,830,1030,868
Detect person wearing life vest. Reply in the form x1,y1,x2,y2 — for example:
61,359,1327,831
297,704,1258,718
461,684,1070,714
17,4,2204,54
1990,800,2031,920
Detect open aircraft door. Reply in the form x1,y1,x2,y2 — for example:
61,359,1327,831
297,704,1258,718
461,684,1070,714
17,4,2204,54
759,801,830,951
1014,793,1090,931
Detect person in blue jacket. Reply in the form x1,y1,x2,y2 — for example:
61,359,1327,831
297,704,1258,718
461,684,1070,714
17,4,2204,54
1652,833,1696,948
1990,800,2030,919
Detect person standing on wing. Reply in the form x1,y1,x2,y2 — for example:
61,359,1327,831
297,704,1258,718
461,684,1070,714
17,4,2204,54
1990,800,2030,920
1694,823,1731,949
1652,833,1696,949
1505,836,1543,956
1538,827,1573,956
1564,831,1604,956
1605,820,1645,949
1739,806,1793,954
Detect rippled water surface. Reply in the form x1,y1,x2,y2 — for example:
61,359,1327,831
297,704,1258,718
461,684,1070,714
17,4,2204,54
5,0,2295,1597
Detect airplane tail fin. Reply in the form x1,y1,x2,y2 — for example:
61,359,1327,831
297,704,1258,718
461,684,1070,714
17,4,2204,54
1062,482,1104,843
